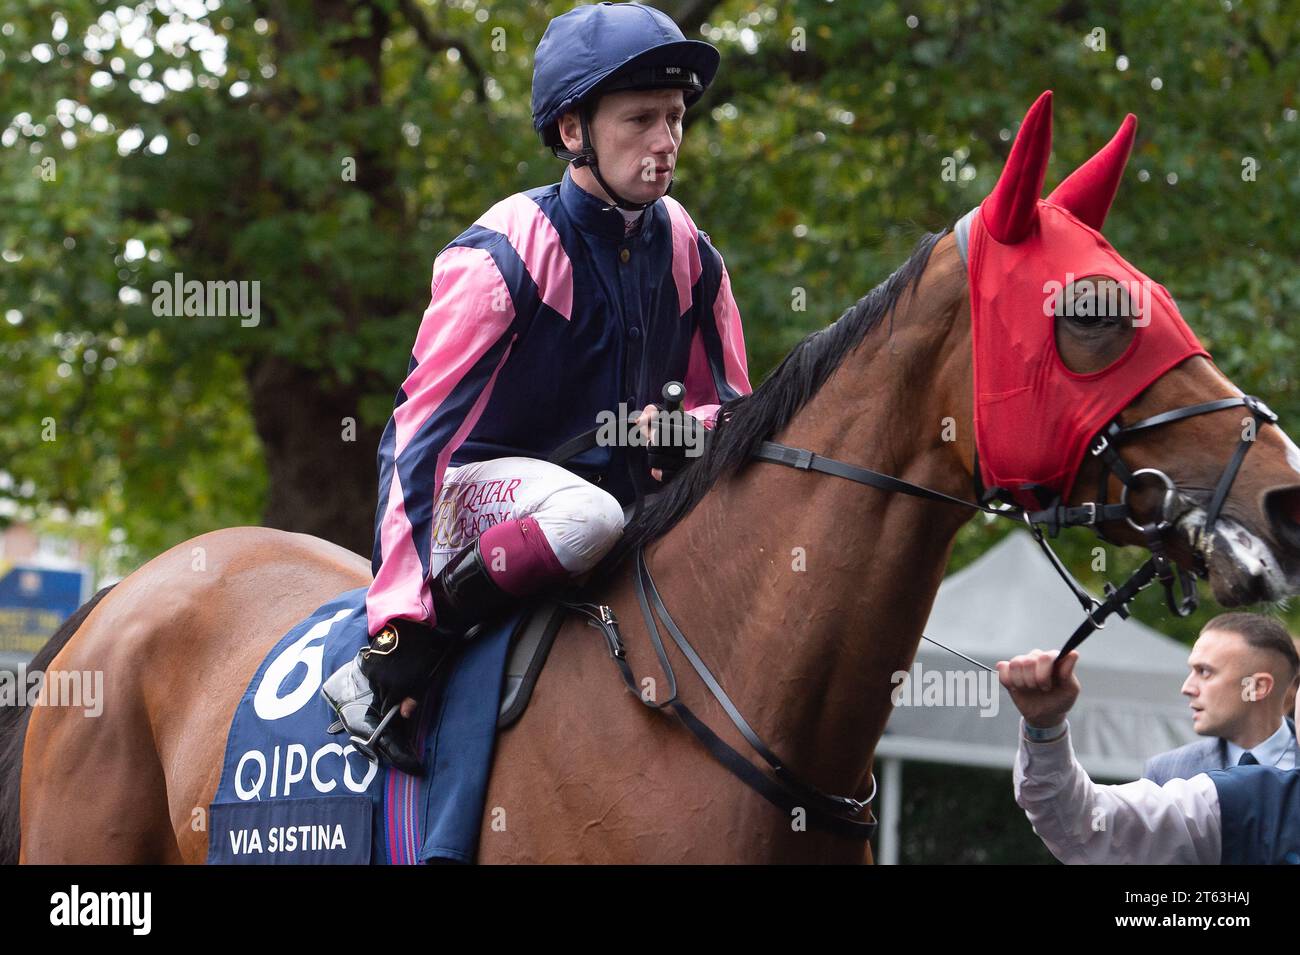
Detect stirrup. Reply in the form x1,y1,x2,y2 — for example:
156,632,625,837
345,702,402,763
320,654,427,774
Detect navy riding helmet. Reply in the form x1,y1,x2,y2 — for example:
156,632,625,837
531,2,720,211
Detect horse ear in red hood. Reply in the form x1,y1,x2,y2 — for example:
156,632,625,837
981,89,1053,244
1047,114,1138,230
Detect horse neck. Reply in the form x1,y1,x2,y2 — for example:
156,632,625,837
644,246,973,799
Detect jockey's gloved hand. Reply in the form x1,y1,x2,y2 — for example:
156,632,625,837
647,406,709,477
360,618,449,711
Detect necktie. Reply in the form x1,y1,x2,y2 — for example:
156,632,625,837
1238,752,1259,766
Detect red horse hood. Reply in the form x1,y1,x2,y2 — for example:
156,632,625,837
963,91,1210,508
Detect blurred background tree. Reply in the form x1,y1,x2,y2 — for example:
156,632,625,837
2,0,1297,861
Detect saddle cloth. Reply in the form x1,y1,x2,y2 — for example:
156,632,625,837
205,585,548,865
203,491,635,865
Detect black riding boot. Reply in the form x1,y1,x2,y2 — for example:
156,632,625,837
320,538,512,775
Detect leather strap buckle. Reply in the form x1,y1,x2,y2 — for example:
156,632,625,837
1084,601,1109,631
1244,394,1278,423
790,448,815,470
601,607,627,660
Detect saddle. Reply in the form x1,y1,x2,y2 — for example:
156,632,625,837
496,597,566,728
496,500,643,728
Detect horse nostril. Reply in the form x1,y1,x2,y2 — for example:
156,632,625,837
1264,487,1300,555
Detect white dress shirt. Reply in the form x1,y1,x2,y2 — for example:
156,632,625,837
617,206,645,234
1225,718,1296,770
1013,718,1222,864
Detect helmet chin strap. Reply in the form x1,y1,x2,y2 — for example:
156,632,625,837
569,107,672,212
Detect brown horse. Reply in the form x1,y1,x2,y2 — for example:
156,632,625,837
8,93,1300,863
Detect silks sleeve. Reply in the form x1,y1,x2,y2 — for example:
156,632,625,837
684,236,752,429
365,245,519,637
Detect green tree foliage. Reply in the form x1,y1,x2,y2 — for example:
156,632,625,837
2,0,1297,650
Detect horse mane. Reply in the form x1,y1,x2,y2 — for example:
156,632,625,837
601,226,949,570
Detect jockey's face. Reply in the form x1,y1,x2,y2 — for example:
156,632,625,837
560,88,685,207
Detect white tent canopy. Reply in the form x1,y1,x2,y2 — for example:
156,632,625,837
874,531,1200,862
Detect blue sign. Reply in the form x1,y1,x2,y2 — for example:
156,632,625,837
0,564,88,657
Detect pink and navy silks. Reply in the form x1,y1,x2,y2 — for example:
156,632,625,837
367,166,752,637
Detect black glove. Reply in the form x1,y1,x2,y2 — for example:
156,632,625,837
647,406,709,477
360,618,450,709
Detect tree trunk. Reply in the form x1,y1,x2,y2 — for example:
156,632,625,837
245,355,384,558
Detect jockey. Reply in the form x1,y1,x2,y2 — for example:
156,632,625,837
322,1,752,774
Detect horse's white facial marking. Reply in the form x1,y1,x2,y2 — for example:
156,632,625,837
1219,521,1277,586
1178,505,1289,600
1177,506,1214,562
1278,428,1300,480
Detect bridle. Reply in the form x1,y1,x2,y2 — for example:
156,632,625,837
1050,391,1279,658
554,214,1282,840
949,204,1280,659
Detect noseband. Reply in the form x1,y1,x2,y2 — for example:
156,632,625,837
1049,391,1280,660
